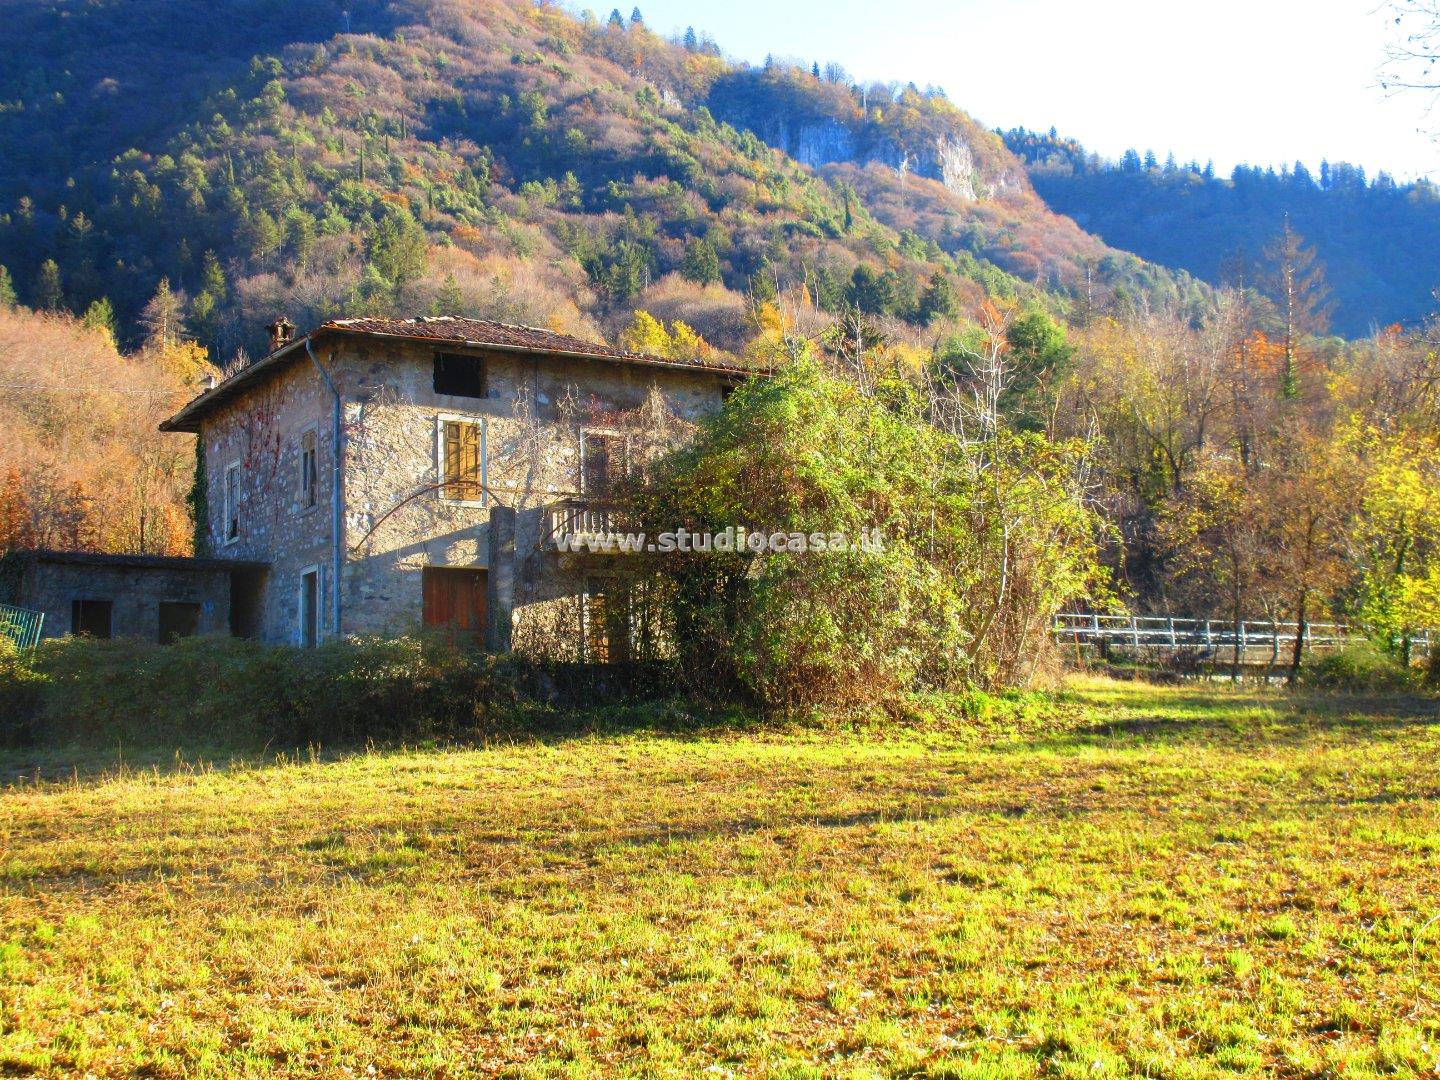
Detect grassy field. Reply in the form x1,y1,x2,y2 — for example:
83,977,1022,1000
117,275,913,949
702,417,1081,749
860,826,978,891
1,679,1437,1079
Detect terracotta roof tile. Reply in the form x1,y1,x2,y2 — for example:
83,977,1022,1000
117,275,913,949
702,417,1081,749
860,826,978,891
160,315,751,433
324,316,749,373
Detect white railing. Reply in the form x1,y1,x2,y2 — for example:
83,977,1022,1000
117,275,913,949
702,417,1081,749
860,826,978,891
1051,613,1432,655
545,498,623,549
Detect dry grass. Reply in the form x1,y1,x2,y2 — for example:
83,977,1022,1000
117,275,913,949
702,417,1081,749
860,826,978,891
1,678,1437,1078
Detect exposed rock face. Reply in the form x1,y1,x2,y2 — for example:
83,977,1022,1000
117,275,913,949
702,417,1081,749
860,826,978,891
744,118,1008,202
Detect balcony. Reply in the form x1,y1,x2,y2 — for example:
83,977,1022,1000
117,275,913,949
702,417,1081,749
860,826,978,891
544,497,642,555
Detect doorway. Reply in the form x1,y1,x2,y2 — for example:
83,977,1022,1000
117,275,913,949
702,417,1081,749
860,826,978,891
422,567,488,647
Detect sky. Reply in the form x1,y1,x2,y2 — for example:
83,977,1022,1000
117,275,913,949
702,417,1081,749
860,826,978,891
616,0,1439,181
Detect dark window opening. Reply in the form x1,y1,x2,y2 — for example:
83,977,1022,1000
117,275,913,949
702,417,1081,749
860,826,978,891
72,599,113,639
299,429,318,510
158,602,202,644
300,570,320,648
433,352,486,398
581,432,628,497
230,569,266,639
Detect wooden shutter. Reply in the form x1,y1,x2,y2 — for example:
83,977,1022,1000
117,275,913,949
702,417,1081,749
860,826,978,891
443,421,483,500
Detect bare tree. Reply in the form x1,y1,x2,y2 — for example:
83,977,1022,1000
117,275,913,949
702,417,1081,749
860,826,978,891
1382,1,1440,121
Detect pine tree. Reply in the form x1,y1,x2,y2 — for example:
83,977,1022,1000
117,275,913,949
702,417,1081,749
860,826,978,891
139,278,186,349
36,259,63,311
0,265,15,309
81,297,118,345
1264,216,1332,401
629,6,643,25
680,237,721,286
683,26,698,51
434,273,465,316
917,273,958,324
608,8,624,28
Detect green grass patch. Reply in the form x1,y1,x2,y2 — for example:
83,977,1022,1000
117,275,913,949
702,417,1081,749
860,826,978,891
0,677,1437,1077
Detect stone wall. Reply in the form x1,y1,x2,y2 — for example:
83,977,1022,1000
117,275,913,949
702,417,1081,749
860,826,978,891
198,335,730,648
11,557,234,642
333,337,728,645
201,359,334,644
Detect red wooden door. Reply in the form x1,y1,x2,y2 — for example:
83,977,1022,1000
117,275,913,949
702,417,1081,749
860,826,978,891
422,568,488,647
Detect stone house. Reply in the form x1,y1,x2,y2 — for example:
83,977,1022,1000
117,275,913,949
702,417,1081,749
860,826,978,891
134,315,748,655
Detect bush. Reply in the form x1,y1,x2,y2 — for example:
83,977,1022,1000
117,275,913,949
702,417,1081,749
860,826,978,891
639,359,1104,708
0,635,524,750
1301,641,1416,693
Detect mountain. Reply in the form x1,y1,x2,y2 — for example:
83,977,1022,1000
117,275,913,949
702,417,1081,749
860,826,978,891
0,0,1202,363
1003,127,1440,338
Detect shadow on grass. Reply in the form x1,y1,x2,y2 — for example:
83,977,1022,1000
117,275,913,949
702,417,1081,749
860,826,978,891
1024,686,1439,753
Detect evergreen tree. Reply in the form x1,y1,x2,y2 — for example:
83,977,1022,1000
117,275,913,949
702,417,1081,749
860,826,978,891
139,278,186,349
36,260,63,312
680,237,722,286
367,205,429,287
0,265,15,309
608,8,624,27
434,273,465,316
848,265,894,316
917,273,958,324
683,26,698,51
629,6,643,25
81,297,118,345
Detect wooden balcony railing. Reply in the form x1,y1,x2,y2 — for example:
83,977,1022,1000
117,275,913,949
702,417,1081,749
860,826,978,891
544,497,630,551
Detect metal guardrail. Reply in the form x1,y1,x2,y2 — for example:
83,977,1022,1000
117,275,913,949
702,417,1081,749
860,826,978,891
1051,613,1433,654
0,603,45,652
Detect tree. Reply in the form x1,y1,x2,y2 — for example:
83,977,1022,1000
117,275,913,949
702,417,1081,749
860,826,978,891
629,6,643,25
1158,457,1269,680
1382,1,1440,128
36,260,63,312
1264,217,1332,400
1001,306,1074,431
81,298,118,346
683,26,698,51
847,265,894,316
916,273,958,324
680,237,721,286
0,265,15,309
642,359,1103,704
139,278,186,349
608,8,625,28
367,205,429,287
433,273,465,316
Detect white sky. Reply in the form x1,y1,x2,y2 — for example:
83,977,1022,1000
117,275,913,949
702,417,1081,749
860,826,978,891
622,0,1440,180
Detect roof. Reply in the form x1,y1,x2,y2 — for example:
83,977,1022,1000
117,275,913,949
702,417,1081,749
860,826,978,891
161,316,752,433
12,550,269,573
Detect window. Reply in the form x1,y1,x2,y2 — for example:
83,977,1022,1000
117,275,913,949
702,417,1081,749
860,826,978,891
440,418,486,503
299,429,318,510
299,568,320,648
71,599,113,639
581,431,628,497
223,463,241,544
433,352,486,398
158,602,201,644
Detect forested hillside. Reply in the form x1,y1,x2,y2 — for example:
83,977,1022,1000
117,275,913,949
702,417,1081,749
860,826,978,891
1004,127,1440,336
0,0,1200,363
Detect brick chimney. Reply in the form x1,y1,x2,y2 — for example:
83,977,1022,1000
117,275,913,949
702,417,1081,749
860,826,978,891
267,316,296,353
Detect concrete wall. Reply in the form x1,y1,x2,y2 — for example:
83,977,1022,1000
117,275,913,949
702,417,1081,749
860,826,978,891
199,336,730,649
16,562,232,641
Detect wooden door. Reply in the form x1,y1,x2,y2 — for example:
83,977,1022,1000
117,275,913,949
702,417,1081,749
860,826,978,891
422,568,488,647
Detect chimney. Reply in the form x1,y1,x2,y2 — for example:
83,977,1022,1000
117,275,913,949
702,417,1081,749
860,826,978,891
267,316,296,354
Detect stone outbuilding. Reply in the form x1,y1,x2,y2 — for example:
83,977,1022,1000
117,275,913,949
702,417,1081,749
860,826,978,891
2,550,268,642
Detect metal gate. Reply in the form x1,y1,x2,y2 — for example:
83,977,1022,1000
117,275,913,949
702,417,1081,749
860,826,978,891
0,603,45,652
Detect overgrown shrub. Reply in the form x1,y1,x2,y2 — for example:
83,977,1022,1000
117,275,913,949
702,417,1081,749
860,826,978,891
0,635,524,750
639,360,1104,708
1301,641,1416,693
